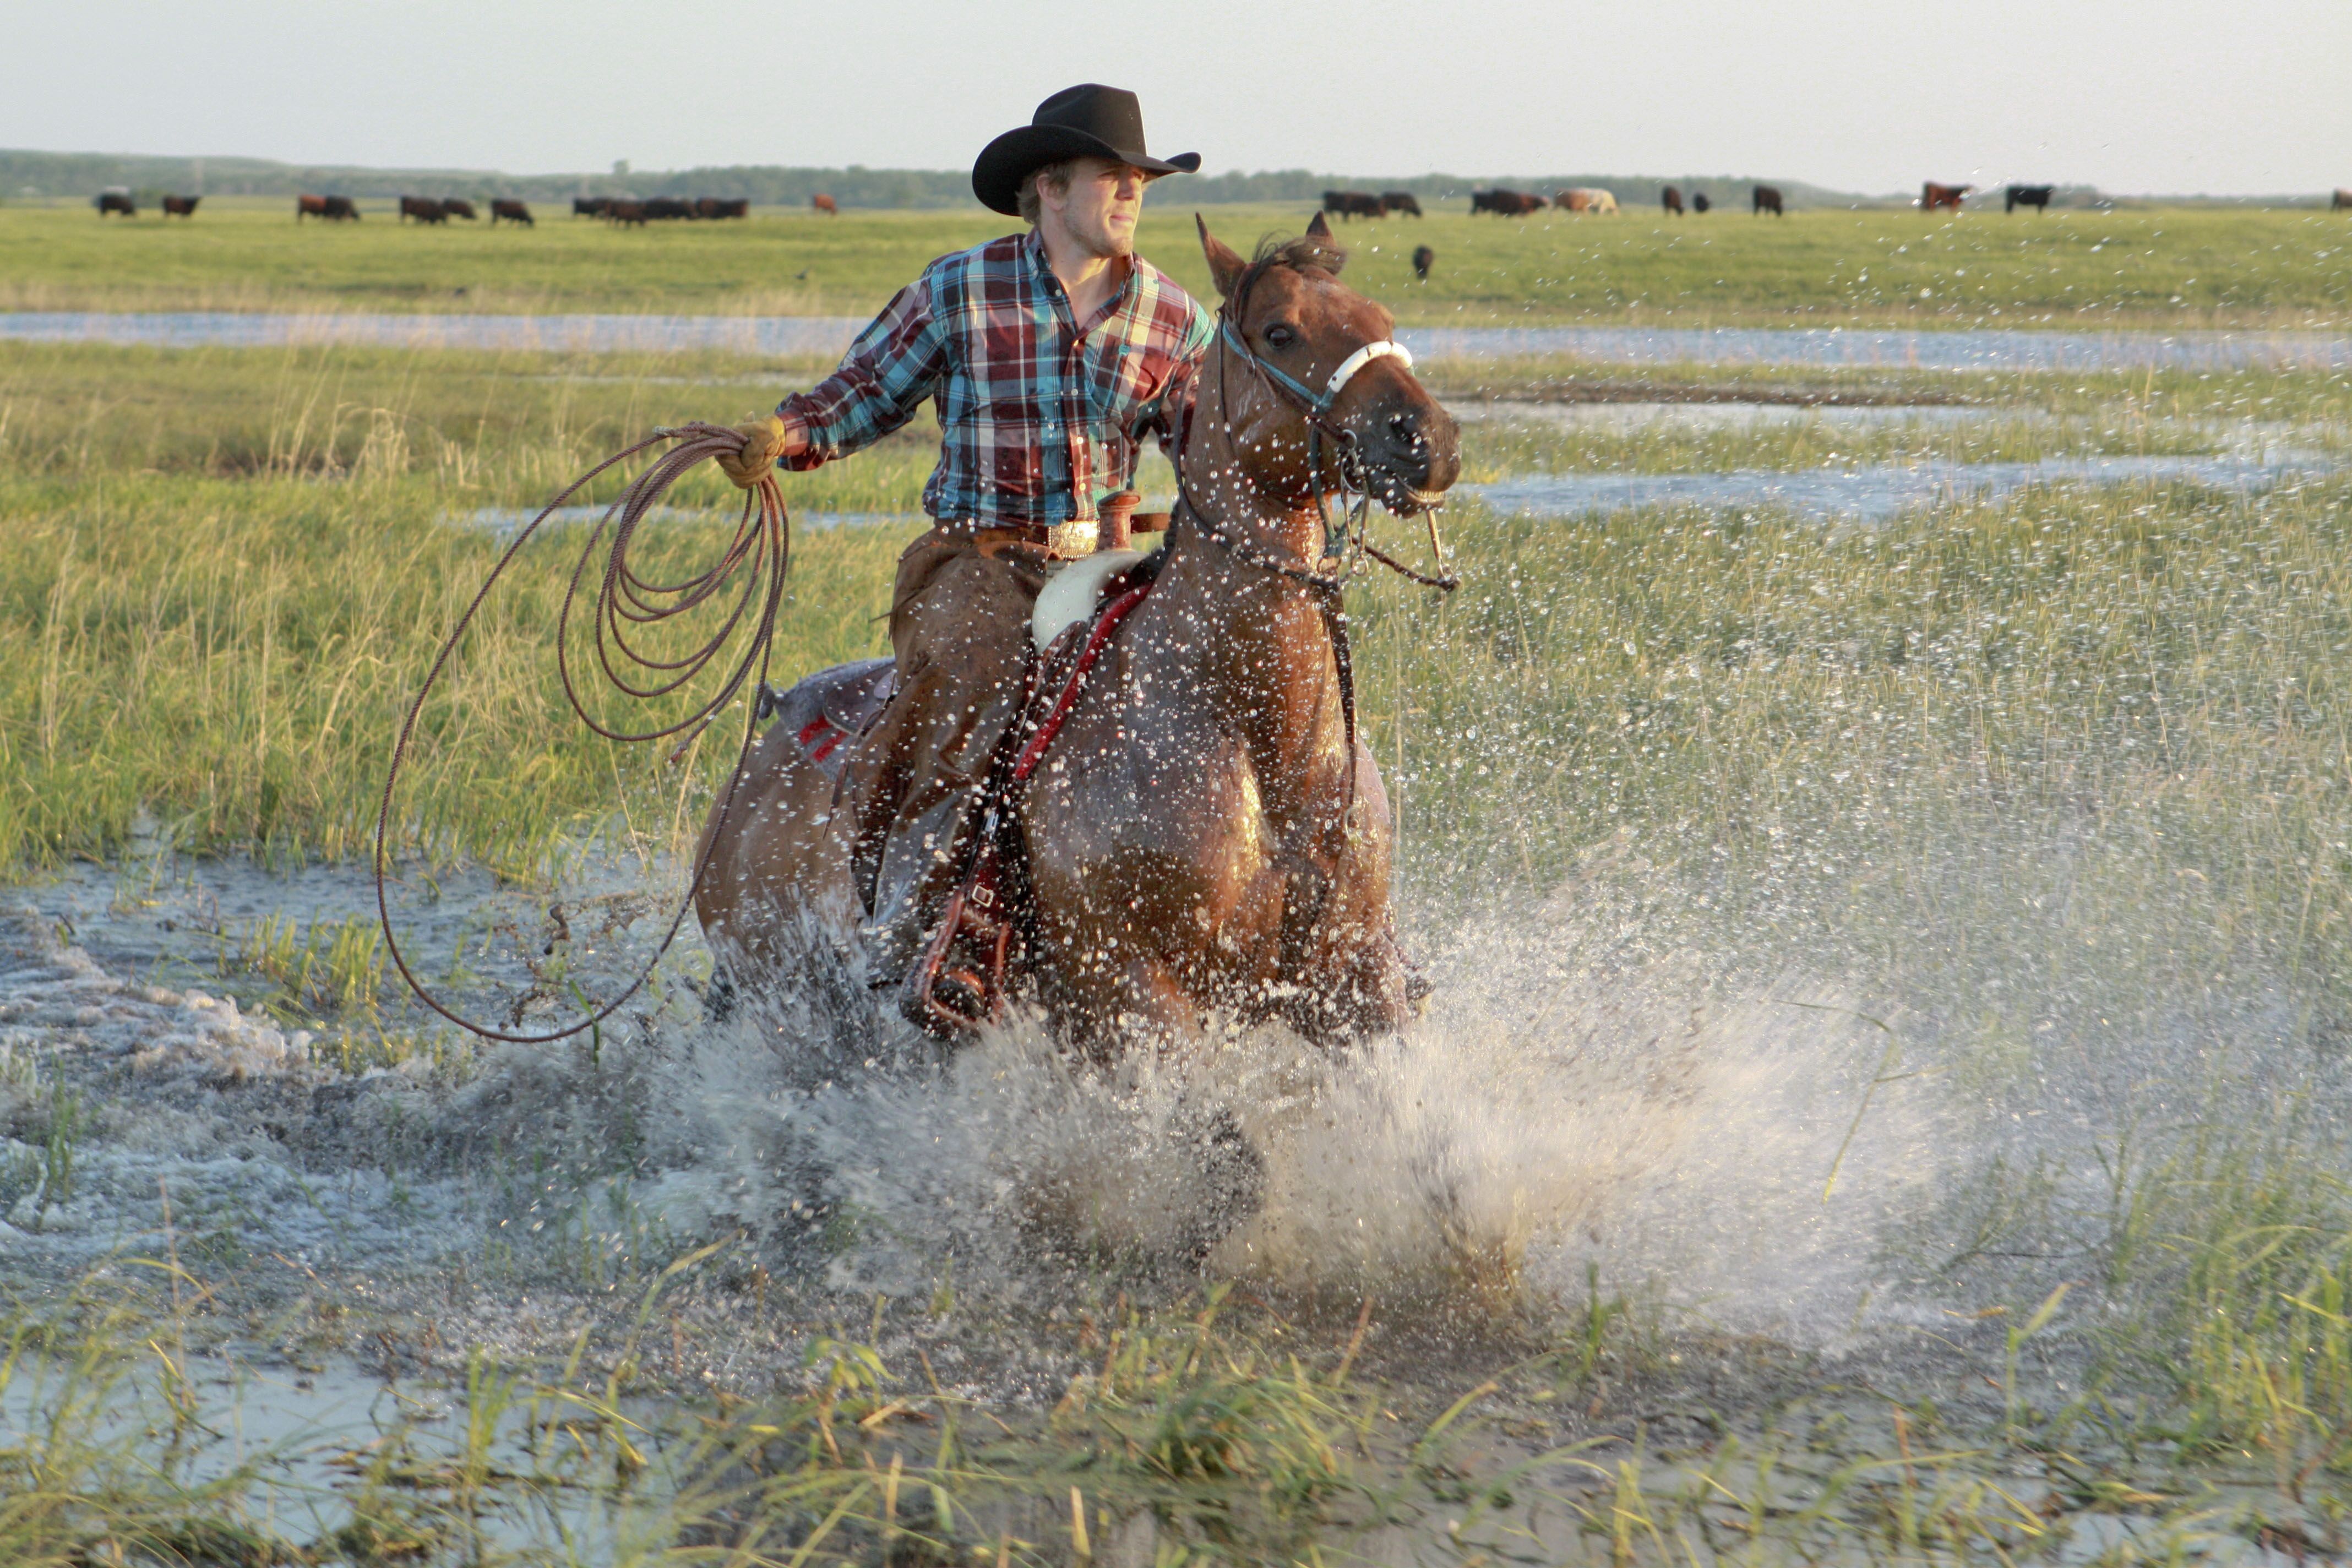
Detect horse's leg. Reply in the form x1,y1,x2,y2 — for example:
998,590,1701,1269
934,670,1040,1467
694,723,860,993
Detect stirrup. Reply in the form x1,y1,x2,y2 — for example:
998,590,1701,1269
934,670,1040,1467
910,854,1014,1037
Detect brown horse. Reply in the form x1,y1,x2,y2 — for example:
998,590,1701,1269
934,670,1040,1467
694,215,1461,1048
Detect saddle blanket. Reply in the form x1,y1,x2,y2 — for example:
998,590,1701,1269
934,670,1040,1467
757,655,895,780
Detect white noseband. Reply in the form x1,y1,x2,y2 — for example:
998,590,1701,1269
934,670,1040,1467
1325,339,1413,398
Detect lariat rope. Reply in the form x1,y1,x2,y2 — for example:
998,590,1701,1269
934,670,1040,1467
375,422,786,1043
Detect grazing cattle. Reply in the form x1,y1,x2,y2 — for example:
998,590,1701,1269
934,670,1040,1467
1753,184,1784,215
709,197,749,219
1381,190,1423,217
573,196,609,218
1692,190,1712,213
2332,189,2351,211
161,195,199,218
491,199,534,227
605,200,648,227
1472,188,1544,216
1555,187,1618,214
812,193,837,215
441,198,477,221
1662,184,1683,215
298,194,358,221
2005,183,2054,214
1412,243,1434,281
94,189,136,217
1320,189,1387,220
644,197,693,221
1921,182,1971,211
399,195,448,225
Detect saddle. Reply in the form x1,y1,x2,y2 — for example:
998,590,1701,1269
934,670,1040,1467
756,550,1166,1035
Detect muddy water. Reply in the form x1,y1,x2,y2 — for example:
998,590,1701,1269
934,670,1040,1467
8,310,2350,369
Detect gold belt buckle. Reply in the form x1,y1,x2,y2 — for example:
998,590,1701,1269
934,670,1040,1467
1043,519,1099,558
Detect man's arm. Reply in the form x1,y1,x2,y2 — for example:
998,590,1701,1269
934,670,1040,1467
1125,294,1216,456
776,274,951,467
720,273,950,487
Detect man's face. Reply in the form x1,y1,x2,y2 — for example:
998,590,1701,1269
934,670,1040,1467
1048,157,1148,259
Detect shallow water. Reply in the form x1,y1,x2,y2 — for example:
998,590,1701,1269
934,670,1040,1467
1465,450,2333,522
7,309,2350,370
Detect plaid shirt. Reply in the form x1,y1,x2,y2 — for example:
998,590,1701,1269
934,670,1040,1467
777,231,1213,527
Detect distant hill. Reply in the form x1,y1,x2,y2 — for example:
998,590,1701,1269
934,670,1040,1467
0,146,1896,211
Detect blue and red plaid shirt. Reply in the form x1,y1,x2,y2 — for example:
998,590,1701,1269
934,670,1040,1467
778,230,1213,527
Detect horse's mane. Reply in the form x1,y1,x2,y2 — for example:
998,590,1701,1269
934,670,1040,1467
1230,232,1348,317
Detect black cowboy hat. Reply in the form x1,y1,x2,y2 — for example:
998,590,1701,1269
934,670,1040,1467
971,84,1200,216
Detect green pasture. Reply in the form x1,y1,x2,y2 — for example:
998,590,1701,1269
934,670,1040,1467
4,199,2346,325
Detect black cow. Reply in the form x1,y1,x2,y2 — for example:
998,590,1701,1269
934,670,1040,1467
491,199,534,227
605,200,648,227
1662,184,1683,215
573,196,610,218
441,198,478,221
399,195,448,225
1321,189,1387,220
644,197,694,221
1753,184,1784,216
1412,244,1434,281
2005,184,2055,213
1380,190,1423,217
1472,188,1544,216
1692,190,1712,213
94,189,136,217
161,195,200,218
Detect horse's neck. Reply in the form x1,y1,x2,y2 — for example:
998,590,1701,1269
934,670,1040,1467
1160,375,1349,794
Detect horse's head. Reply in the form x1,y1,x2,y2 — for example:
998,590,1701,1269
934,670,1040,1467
1194,213,1459,518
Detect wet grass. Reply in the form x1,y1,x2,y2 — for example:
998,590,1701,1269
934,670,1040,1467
7,341,2352,1558
5,202,2347,326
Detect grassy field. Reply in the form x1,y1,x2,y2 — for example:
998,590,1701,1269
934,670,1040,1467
4,234,2352,1561
4,199,2348,326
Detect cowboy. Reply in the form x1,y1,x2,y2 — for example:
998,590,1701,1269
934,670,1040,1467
716,84,1213,1018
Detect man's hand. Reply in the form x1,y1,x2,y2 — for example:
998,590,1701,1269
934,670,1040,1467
717,415,798,488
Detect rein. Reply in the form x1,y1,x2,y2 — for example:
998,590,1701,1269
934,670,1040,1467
376,423,787,1043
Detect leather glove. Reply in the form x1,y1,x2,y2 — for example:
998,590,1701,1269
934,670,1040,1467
716,415,789,488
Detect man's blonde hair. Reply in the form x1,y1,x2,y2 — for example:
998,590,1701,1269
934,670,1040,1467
1017,160,1077,225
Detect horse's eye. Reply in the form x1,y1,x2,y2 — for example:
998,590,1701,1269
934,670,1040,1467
1264,324,1297,348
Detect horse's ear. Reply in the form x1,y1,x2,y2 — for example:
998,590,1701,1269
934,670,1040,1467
1196,214,1247,300
1306,210,1333,239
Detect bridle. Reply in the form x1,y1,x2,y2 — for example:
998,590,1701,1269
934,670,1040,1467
1179,273,1460,595
1170,255,1461,809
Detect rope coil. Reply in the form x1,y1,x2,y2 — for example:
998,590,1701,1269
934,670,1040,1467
375,423,785,1043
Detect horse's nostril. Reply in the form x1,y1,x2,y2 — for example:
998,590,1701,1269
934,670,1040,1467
1387,411,1423,448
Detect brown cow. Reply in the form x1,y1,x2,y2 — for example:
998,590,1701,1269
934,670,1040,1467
709,197,749,219
297,194,358,221
94,189,137,217
441,198,477,221
1380,190,1423,217
161,195,199,218
1921,182,1972,211
491,199,534,226
605,200,648,227
399,195,448,225
2334,189,2352,211
812,193,837,215
1662,184,1683,215
1412,243,1434,280
1753,184,1784,216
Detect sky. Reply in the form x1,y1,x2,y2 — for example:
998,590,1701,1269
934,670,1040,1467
4,0,2345,195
